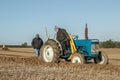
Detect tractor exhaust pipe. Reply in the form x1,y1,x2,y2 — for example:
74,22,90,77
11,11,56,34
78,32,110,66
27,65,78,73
85,23,88,39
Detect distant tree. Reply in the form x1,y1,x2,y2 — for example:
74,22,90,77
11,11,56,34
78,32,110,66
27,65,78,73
21,42,27,46
114,41,120,48
100,39,115,48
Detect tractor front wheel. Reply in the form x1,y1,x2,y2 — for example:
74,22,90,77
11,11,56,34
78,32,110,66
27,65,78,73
94,52,108,64
71,53,85,64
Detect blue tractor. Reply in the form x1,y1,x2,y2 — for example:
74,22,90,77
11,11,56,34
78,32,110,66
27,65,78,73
40,26,108,64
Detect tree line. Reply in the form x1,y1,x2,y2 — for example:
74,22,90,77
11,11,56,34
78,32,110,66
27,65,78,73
1,40,120,48
100,39,120,48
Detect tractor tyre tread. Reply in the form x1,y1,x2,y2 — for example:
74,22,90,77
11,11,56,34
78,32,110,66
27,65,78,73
40,39,61,63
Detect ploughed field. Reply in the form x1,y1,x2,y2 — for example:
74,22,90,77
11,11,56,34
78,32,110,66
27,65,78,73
0,48,120,80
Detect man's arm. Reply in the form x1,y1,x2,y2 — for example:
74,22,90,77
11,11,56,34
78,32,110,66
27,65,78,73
41,39,43,46
31,39,34,47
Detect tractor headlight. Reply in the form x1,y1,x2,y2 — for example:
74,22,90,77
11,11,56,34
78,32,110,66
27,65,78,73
91,44,99,54
91,49,95,53
91,49,99,54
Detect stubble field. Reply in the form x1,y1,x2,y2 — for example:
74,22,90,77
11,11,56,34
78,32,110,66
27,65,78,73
0,48,120,80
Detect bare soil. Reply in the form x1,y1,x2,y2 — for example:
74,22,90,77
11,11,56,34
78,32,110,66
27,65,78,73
0,48,120,80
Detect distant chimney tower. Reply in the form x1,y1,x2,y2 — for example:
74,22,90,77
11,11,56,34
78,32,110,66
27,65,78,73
85,23,88,39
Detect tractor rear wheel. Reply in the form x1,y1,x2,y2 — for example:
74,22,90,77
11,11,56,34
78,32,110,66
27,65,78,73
71,53,85,64
94,52,108,64
40,39,62,63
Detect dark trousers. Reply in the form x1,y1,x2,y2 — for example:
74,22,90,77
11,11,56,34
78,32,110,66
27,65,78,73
61,40,70,54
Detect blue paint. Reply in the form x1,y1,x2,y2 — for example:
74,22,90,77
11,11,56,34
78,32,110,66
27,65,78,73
61,36,100,61
74,38,99,61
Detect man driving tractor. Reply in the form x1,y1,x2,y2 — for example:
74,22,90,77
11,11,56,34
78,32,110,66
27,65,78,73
54,26,70,55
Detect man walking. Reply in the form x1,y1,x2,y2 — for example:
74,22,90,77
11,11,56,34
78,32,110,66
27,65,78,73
31,34,43,57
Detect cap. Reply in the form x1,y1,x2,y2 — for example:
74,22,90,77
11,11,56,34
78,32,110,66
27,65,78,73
36,34,39,36
54,25,59,30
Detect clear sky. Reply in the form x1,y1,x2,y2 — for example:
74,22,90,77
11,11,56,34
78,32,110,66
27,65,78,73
0,0,120,45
